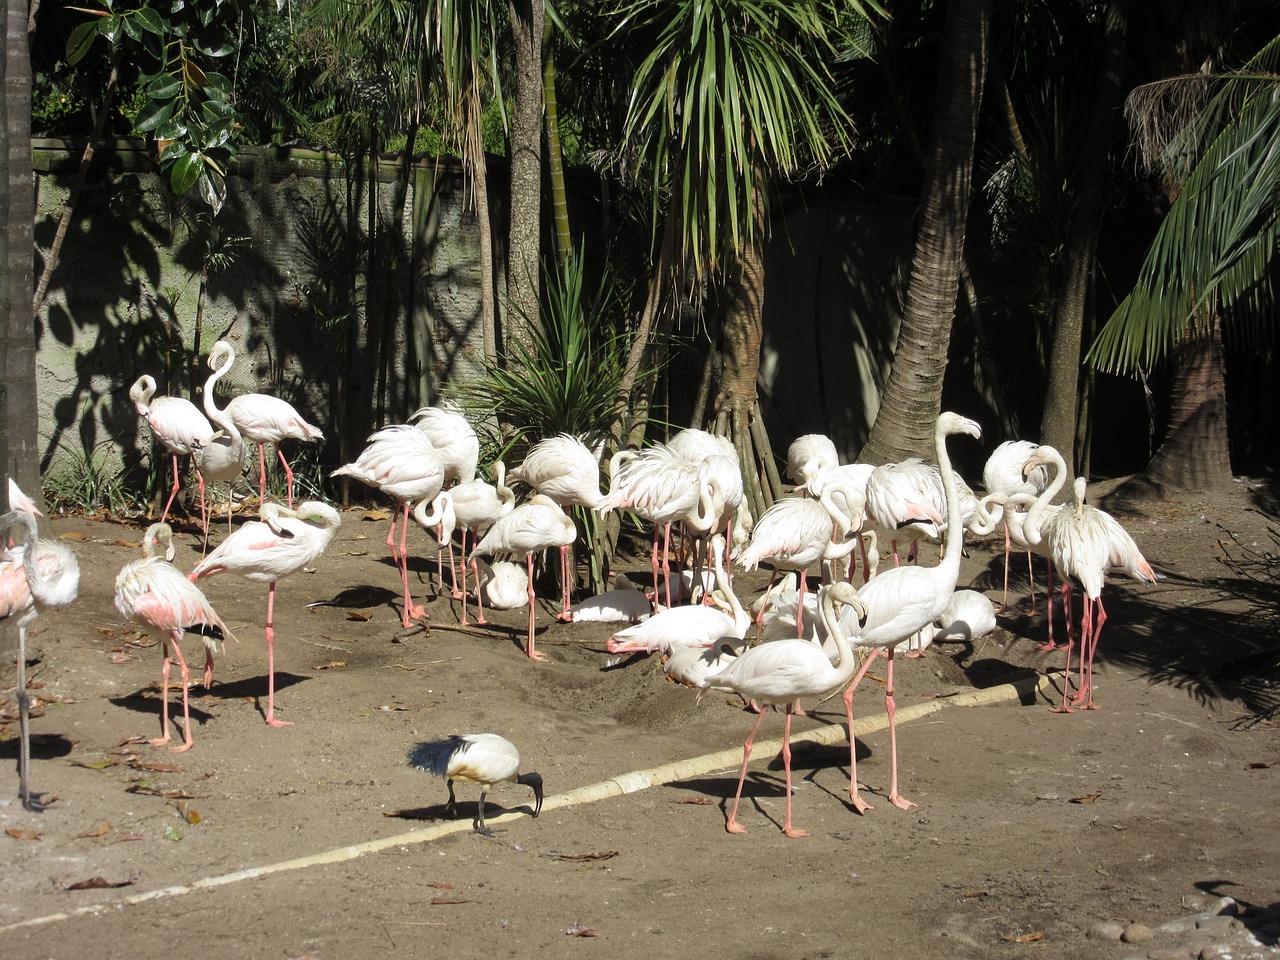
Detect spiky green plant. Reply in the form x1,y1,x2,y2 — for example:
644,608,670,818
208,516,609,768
44,440,143,516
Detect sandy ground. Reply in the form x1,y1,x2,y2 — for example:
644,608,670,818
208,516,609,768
2,474,1278,960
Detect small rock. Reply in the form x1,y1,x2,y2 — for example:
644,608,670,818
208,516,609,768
1198,944,1235,960
1145,947,1193,960
1122,923,1155,944
1207,896,1238,917
1087,921,1126,941
1159,916,1203,936
1194,916,1237,935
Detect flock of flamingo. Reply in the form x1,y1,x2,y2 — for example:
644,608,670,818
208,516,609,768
2,341,1160,834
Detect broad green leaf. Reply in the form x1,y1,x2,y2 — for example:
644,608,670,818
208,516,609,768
169,151,203,195
133,99,175,134
146,75,183,99
134,6,165,35
65,20,99,65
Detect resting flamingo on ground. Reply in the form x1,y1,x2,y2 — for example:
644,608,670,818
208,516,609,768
130,373,215,526
699,581,867,838
863,458,946,567
469,494,577,662
1017,447,1157,711
217,346,324,507
736,495,858,638
197,342,249,543
569,573,652,623
982,439,1051,610
331,424,444,629
507,435,603,619
115,523,232,752
472,559,530,621
840,411,981,814
189,500,341,727
0,507,80,811
605,537,748,655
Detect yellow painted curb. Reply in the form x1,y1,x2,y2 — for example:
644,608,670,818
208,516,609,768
0,671,1050,934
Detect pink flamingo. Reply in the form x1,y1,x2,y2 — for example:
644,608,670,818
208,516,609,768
410,404,480,586
189,500,341,726
331,424,444,629
841,412,981,814
507,435,603,619
115,522,232,751
468,494,577,662
217,345,324,507
785,433,839,490
737,495,859,637
0,507,80,811
196,342,249,543
1018,448,1157,711
700,581,867,838
982,439,1050,609
130,374,214,526
437,463,516,619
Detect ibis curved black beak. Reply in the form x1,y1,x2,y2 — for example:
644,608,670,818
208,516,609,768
519,771,544,818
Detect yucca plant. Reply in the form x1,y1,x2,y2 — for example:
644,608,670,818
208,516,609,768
44,439,144,517
457,255,642,592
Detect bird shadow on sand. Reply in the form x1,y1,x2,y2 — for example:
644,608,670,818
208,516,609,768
109,673,309,722
383,801,535,827
108,688,221,729
307,585,400,609
0,731,74,764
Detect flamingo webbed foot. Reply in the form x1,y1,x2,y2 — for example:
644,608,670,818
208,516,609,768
725,819,747,834
783,826,811,839
850,794,874,815
1035,640,1057,652
889,793,917,811
148,735,171,748
173,740,194,754
526,648,549,663
265,716,294,728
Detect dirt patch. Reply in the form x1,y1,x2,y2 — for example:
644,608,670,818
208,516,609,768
2,475,1278,959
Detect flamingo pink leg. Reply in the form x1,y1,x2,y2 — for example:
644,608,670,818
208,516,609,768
794,570,809,638
446,527,464,599
1052,582,1078,713
398,503,427,628
842,648,883,814
275,446,296,508
1036,564,1059,651
553,506,575,623
151,639,195,752
160,452,184,525
1000,522,1013,610
255,443,269,506
471,556,489,625
525,553,548,661
150,644,175,748
753,569,781,643
883,651,916,810
725,706,768,834
263,580,293,727
780,705,810,838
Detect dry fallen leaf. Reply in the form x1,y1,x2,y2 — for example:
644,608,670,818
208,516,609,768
428,882,454,890
109,652,137,664
58,531,91,542
361,509,393,521
174,800,202,825
676,797,713,805
431,898,470,905
346,611,372,622
1002,931,1044,943
1246,760,1275,769
6,828,39,841
70,758,119,770
130,759,181,772
1070,792,1102,805
76,822,111,839
316,661,347,670
566,922,598,938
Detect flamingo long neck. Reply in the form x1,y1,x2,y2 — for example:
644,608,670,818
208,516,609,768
5,510,40,591
1022,447,1067,546
710,538,749,635
820,587,859,687
493,462,514,507
936,420,966,581
203,347,241,440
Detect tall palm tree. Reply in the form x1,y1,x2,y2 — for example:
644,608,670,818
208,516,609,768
857,0,991,465
612,0,874,515
1088,31,1280,489
1,0,41,506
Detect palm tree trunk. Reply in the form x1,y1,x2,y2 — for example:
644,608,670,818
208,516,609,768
1039,0,1129,477
1143,318,1232,490
1,0,42,509
859,0,990,465
506,0,545,354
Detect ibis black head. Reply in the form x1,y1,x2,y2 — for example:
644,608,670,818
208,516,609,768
517,771,544,817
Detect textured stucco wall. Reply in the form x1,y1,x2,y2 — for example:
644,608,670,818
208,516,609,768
31,141,484,489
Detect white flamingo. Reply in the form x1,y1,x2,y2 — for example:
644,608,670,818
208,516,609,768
736,495,858,637
982,439,1051,609
700,581,867,838
189,500,341,726
130,373,214,526
472,559,530,618
410,404,481,586
1018,447,1157,711
469,494,577,661
198,342,249,541
331,424,444,629
507,435,603,620
839,411,981,814
115,523,233,752
444,463,517,621
785,433,839,489
218,352,324,508
0,507,80,811
568,574,652,623
605,537,748,654
863,458,946,566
